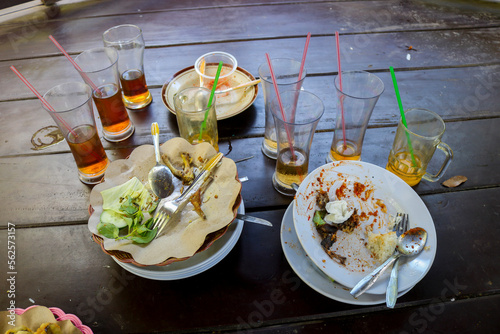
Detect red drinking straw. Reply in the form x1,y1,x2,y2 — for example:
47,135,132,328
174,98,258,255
298,32,311,83
291,32,312,116
265,53,296,159
10,65,77,137
49,35,99,92
11,66,105,161
335,31,347,149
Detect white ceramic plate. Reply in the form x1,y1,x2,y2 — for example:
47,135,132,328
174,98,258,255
293,161,437,295
113,201,245,280
281,202,412,305
161,65,258,120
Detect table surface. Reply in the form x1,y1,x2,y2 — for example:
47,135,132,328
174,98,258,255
1,0,499,333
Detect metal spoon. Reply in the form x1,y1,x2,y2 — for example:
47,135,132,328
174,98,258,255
350,227,428,298
148,122,175,198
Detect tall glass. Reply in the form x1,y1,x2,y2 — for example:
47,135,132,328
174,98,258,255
259,58,306,159
328,70,384,162
103,24,152,109
75,47,135,142
271,90,324,196
386,108,453,186
42,82,109,184
174,87,219,151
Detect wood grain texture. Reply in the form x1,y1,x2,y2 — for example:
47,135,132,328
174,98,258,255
0,0,499,332
2,187,499,333
1,118,498,226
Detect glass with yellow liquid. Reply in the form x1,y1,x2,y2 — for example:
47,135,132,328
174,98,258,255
327,70,384,162
174,87,219,151
386,108,453,186
271,90,324,196
259,58,306,159
103,24,152,109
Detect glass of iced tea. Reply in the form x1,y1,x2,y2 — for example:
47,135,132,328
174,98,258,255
327,70,384,162
259,58,306,160
173,87,219,151
270,90,324,196
75,47,135,142
102,24,152,109
42,82,109,184
386,108,453,186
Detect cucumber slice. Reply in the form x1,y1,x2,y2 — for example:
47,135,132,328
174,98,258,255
100,210,131,229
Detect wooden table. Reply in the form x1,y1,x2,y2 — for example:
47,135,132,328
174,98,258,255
1,0,499,332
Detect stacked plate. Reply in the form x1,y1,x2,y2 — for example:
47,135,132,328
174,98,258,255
113,202,245,280
281,161,437,305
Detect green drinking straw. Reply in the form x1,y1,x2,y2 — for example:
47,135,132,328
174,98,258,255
199,61,223,141
389,66,417,166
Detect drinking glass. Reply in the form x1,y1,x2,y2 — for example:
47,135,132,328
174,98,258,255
42,82,109,184
174,87,219,151
386,108,453,186
103,24,152,109
259,58,306,159
75,47,135,142
195,51,237,90
328,70,384,162
271,90,324,196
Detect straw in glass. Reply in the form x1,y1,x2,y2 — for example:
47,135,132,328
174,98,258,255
265,53,297,159
199,61,223,141
10,66,77,137
298,32,311,85
48,35,99,92
389,66,417,166
10,66,105,161
335,31,347,150
291,32,312,116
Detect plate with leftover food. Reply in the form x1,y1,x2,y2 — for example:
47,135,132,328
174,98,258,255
293,161,437,295
88,137,242,266
281,203,413,305
113,201,244,280
161,65,258,120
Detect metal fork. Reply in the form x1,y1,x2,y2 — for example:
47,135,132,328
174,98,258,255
350,212,409,298
386,213,409,307
151,152,223,238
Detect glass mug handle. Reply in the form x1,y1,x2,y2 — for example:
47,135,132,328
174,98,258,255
422,142,453,182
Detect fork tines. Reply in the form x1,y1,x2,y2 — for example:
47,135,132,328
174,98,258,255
395,213,409,236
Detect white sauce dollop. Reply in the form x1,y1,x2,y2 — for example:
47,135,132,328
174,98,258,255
324,200,354,224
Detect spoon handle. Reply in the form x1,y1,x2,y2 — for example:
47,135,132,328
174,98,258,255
386,258,401,308
151,122,161,163
350,254,399,298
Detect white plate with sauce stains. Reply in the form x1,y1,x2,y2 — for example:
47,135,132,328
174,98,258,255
161,65,258,120
293,161,437,295
281,202,413,305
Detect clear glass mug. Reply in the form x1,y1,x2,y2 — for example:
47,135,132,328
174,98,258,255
386,108,453,186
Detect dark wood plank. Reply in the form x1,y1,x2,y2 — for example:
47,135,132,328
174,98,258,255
3,187,499,333
3,27,500,102
1,117,498,226
251,295,500,333
1,1,499,62
2,64,499,158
